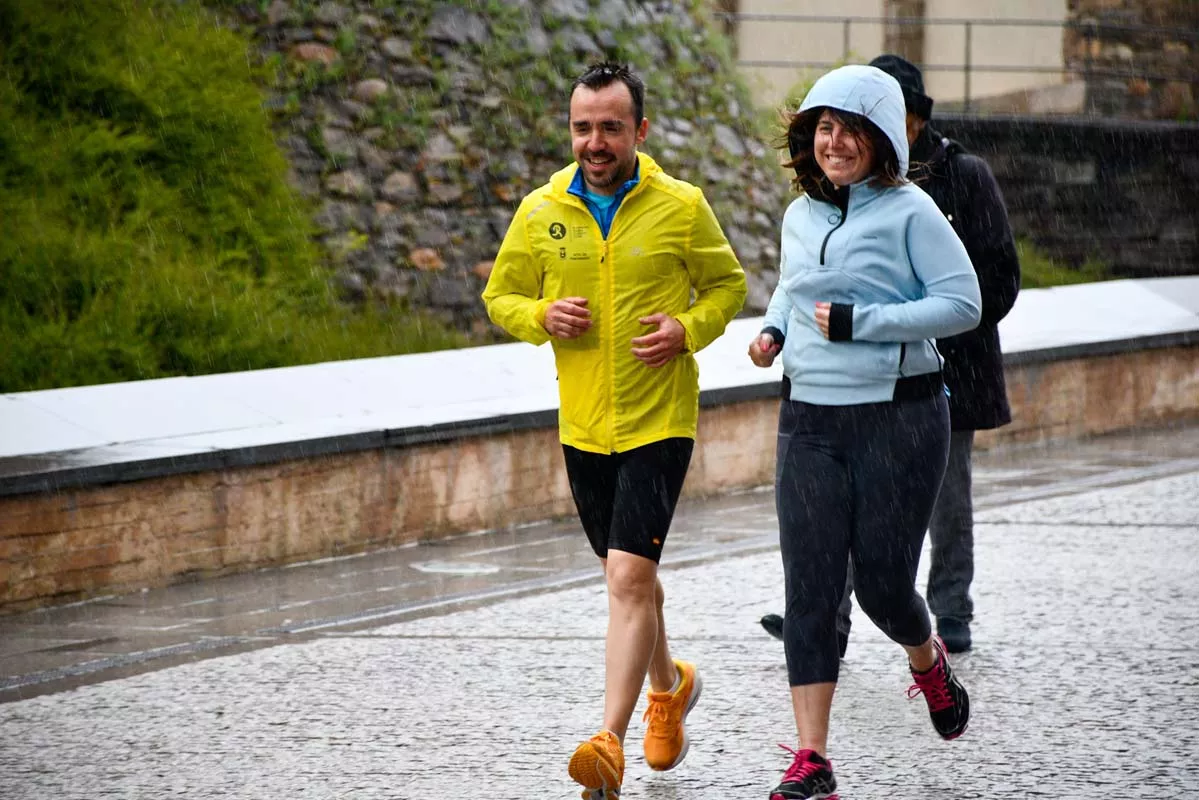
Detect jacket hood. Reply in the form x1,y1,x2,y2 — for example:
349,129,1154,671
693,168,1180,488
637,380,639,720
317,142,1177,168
799,64,910,178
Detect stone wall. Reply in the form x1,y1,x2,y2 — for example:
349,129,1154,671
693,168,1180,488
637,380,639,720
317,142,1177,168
936,113,1199,277
1066,0,1199,119
229,1,1196,333
3,341,1197,614
233,0,792,334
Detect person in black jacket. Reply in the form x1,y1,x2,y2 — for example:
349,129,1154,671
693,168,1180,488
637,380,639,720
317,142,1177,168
760,54,1021,654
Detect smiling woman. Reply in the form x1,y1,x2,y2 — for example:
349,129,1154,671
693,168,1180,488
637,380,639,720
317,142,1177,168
813,110,877,186
748,64,982,799
784,106,905,199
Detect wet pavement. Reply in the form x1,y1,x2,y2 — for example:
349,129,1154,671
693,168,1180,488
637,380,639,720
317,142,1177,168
1,422,1198,798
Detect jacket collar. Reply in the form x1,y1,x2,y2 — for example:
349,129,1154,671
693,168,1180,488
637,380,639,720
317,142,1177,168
907,123,947,183
567,158,640,200
845,178,892,207
550,151,661,201
816,176,891,215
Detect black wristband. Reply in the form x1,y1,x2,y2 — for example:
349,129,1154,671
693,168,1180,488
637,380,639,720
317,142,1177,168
828,303,854,341
761,325,786,347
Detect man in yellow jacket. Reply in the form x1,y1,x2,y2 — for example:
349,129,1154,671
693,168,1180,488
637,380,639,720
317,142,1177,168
482,62,746,800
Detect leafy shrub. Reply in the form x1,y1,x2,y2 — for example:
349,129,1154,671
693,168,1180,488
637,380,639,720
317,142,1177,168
0,0,462,392
1016,238,1112,289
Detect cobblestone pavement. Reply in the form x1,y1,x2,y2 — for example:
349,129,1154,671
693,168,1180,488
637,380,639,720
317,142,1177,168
1,424,1198,799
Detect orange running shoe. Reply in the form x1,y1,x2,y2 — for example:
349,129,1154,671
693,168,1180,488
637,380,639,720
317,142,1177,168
642,659,703,771
568,730,624,799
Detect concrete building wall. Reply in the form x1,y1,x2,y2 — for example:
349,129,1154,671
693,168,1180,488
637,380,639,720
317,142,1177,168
733,0,1068,109
736,0,885,109
924,0,1067,105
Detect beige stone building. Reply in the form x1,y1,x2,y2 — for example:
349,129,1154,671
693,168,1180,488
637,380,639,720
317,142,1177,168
723,0,1070,110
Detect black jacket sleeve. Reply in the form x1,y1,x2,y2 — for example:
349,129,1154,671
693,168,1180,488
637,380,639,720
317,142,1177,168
951,154,1021,327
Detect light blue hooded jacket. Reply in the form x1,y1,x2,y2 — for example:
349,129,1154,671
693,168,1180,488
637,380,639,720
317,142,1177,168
762,64,982,405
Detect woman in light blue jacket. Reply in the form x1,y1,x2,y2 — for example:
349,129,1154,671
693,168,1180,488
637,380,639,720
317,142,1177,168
748,65,981,800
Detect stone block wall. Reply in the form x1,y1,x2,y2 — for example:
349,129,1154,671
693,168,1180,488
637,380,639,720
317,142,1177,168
2,342,1196,614
936,114,1199,278
239,0,791,327
1066,0,1199,119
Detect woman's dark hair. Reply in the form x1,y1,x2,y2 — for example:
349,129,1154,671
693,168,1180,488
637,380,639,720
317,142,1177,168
572,61,646,124
778,106,904,201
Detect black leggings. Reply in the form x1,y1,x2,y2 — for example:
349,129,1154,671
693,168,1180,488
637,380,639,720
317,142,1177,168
776,392,949,686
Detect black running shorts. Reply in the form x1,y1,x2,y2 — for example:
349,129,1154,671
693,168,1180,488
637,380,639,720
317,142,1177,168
562,437,694,563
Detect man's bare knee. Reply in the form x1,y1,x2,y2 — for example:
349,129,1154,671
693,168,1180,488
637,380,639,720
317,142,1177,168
605,552,658,604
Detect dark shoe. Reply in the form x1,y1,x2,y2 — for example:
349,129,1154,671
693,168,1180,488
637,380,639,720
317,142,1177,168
936,617,972,653
907,636,970,740
760,614,849,659
769,745,838,799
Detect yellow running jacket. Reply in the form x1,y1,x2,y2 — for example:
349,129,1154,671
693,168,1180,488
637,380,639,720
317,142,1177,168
482,153,747,454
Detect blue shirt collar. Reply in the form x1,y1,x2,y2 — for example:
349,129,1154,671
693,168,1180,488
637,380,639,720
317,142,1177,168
567,160,641,239
568,160,641,201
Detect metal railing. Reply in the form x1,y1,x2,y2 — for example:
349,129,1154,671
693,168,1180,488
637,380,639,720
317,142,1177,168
714,12,1199,114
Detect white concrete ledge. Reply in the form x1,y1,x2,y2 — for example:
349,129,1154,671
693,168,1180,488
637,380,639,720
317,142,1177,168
2,276,1198,497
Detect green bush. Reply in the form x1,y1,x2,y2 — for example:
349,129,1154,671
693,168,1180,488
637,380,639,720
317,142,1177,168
0,0,462,392
1016,238,1112,289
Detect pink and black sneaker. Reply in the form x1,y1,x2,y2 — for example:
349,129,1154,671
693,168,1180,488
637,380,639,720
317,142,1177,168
907,635,970,739
769,745,838,800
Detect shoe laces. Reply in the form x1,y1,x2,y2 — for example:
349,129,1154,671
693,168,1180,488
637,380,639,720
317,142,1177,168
642,694,679,736
777,744,824,783
907,658,953,712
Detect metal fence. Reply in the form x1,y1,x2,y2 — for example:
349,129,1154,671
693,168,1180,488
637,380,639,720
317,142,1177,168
714,11,1199,114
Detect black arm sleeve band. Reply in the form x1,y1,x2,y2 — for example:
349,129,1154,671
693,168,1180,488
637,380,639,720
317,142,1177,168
828,303,854,342
761,325,786,347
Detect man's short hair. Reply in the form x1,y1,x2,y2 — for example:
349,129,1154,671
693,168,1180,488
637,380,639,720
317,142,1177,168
572,62,646,124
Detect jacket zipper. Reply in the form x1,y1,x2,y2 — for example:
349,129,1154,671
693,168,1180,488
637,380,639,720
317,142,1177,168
601,191,633,453
819,204,848,264
602,237,615,452
568,178,642,453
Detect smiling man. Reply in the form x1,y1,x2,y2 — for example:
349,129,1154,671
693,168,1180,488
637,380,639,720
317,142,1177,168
482,62,746,800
